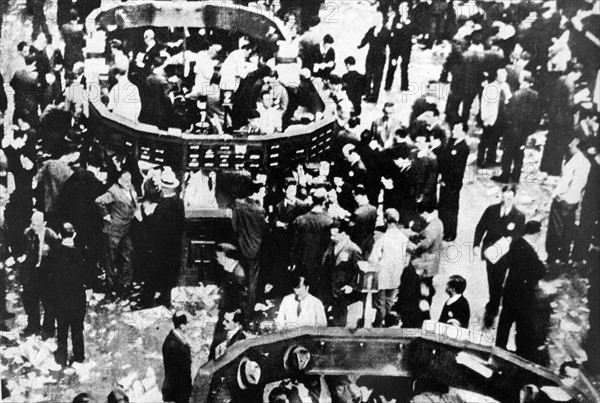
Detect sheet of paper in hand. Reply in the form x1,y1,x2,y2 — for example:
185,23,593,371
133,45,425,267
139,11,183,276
484,237,511,265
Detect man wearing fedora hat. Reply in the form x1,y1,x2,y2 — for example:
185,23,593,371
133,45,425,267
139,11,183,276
146,168,185,308
212,354,263,402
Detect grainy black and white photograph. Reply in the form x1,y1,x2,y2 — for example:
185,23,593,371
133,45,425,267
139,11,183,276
0,0,599,401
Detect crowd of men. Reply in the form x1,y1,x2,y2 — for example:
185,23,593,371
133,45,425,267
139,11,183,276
1,0,600,402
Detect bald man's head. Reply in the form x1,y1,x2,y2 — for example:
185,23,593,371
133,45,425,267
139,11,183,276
144,29,155,46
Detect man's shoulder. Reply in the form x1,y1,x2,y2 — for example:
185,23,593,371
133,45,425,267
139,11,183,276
511,207,526,219
281,294,296,306
486,203,502,213
307,294,324,307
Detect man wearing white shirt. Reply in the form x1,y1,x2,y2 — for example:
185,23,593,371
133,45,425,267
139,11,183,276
546,138,591,264
478,68,511,168
107,66,142,123
189,43,221,97
276,275,327,331
219,44,255,92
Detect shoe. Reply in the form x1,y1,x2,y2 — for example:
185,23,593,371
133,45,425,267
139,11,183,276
69,356,85,366
491,174,509,184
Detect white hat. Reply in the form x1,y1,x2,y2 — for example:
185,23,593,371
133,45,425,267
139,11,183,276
160,168,180,189
237,357,261,389
498,25,516,40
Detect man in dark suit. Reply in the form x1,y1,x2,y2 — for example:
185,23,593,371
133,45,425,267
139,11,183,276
384,144,418,227
350,185,377,252
130,29,162,87
162,311,192,403
150,169,185,308
412,137,438,213
495,221,546,361
358,12,391,103
322,222,362,327
342,144,368,191
290,188,334,302
265,179,307,297
21,211,60,337
438,123,470,241
493,71,541,184
342,57,367,116
139,58,175,130
209,244,246,360
385,5,413,92
232,180,268,324
60,9,85,72
51,223,86,366
57,164,104,289
474,185,526,328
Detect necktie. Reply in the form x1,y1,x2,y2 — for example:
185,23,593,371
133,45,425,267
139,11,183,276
296,300,302,317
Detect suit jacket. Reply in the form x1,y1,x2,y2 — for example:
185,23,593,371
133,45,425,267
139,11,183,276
411,216,444,278
346,159,368,188
500,237,546,304
412,153,438,206
439,138,470,191
22,227,60,284
232,197,267,260
141,44,162,78
60,22,85,69
371,116,401,148
322,236,362,306
351,204,377,249
139,73,175,130
95,184,138,231
273,198,307,227
358,26,391,64
388,16,413,55
10,69,40,123
57,168,104,243
291,210,334,278
474,203,526,259
506,87,540,141
154,195,185,269
47,243,86,315
341,70,367,110
439,295,470,328
162,330,192,403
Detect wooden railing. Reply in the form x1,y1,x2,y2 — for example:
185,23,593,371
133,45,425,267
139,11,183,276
88,99,335,173
191,326,594,402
